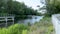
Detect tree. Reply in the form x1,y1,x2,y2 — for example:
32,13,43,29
44,0,60,16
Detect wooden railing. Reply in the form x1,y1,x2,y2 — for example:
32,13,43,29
0,15,15,27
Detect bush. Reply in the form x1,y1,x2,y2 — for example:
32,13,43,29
0,24,28,34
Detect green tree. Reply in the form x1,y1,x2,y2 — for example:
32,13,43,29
45,0,60,16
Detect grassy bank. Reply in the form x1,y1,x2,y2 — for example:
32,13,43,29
28,17,55,34
0,17,55,34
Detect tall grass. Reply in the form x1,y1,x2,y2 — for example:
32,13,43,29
28,17,55,34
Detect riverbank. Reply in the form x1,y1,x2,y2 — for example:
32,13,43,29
0,17,55,34
28,17,55,34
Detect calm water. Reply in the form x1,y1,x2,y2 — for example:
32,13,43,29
18,16,43,24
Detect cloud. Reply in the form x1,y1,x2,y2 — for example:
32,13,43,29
16,0,42,10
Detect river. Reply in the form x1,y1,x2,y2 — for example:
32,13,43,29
18,16,43,24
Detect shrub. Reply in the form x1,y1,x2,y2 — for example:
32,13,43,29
0,24,28,34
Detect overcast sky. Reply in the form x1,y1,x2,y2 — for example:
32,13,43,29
16,0,44,10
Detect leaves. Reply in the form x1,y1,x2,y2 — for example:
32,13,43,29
0,24,28,34
44,0,60,16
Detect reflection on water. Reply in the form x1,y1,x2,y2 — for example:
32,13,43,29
18,16,43,24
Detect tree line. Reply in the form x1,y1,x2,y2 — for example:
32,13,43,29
0,0,41,21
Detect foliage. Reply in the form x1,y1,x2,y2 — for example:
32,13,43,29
40,0,60,16
28,17,54,34
45,0,60,16
22,30,28,34
0,24,28,34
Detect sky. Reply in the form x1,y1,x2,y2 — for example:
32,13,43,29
16,0,44,10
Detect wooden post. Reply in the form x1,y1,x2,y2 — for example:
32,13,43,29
12,17,14,24
5,17,7,27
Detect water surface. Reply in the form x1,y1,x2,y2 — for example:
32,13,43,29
18,16,43,24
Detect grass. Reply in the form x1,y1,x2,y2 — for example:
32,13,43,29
28,17,55,34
